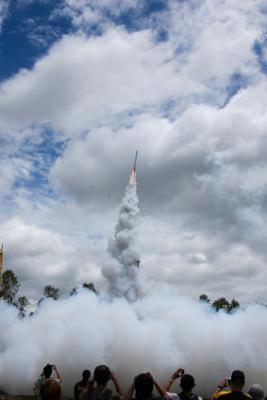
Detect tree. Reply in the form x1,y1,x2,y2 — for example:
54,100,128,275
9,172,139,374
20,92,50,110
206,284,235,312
82,282,97,293
0,269,20,304
70,287,78,296
228,298,240,313
17,296,29,318
43,285,59,300
199,294,210,303
212,297,230,312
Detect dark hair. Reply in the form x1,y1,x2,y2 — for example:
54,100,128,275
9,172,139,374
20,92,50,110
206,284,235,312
180,374,195,392
82,370,91,380
231,371,245,386
134,373,153,399
43,365,53,379
94,365,110,385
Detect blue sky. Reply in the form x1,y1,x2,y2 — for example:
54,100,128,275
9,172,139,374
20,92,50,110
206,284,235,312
1,0,66,79
0,0,169,80
1,0,267,302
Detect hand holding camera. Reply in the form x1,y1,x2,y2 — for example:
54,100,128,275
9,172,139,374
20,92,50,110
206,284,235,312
218,377,231,389
171,368,185,380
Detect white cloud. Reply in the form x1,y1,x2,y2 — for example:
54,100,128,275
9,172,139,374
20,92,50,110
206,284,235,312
1,0,265,137
165,0,263,80
0,28,197,135
1,0,267,302
0,0,9,32
0,218,107,298
56,0,141,31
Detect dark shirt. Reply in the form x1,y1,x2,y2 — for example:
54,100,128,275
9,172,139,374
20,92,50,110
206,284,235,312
131,396,165,400
218,391,251,400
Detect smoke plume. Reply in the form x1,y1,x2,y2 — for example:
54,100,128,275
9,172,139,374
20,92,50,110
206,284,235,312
102,180,141,301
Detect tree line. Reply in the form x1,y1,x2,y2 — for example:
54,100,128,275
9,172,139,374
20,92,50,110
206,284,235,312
199,294,240,313
0,269,97,318
0,269,242,318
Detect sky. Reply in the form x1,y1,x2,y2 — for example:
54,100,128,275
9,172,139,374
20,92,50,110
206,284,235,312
1,0,267,302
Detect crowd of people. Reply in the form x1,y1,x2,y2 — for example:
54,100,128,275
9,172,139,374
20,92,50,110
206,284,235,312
33,364,266,400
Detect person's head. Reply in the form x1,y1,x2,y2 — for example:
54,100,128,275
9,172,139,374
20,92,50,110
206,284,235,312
94,365,110,386
180,374,195,393
41,379,61,400
82,370,91,381
134,373,153,399
248,384,264,400
230,371,245,391
43,365,53,379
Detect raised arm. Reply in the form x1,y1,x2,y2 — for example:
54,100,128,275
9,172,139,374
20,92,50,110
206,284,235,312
123,381,134,400
163,368,184,392
110,370,124,397
53,365,62,382
148,373,167,396
212,378,229,400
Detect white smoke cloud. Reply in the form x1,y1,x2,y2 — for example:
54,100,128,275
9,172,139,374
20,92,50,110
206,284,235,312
0,290,267,397
102,179,141,301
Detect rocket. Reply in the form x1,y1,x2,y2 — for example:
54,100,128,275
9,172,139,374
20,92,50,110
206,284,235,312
129,151,138,185
133,151,138,171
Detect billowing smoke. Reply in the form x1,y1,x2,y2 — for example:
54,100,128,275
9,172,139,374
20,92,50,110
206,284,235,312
0,290,267,397
102,179,141,301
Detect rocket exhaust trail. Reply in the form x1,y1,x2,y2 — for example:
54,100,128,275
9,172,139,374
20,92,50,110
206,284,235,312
129,151,138,185
102,151,141,301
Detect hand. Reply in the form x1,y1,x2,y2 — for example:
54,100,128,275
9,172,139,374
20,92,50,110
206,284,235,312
218,378,229,388
171,368,184,380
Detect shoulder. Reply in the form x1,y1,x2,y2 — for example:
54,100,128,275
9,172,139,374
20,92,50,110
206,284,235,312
214,392,232,400
154,396,170,400
75,381,82,387
53,378,62,384
166,393,179,400
217,394,231,399
37,375,45,384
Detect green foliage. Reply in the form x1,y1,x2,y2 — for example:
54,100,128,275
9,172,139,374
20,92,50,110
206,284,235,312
43,285,59,300
212,297,240,313
82,282,97,293
212,297,230,311
228,298,240,313
17,296,29,318
70,287,78,296
199,294,210,303
0,269,20,304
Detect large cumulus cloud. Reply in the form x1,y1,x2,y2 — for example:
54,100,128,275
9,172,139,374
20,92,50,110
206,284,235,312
0,0,267,301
